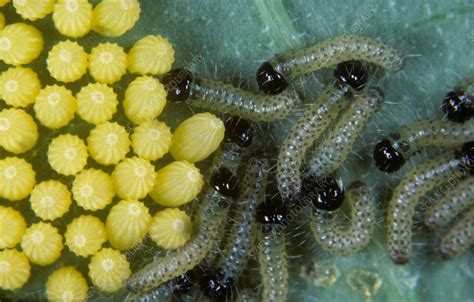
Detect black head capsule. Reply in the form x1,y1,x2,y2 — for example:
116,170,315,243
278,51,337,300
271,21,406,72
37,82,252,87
334,60,368,91
256,61,289,95
303,176,344,211
173,273,194,295
210,167,240,199
224,116,253,147
161,68,193,103
443,90,473,123
256,194,289,225
460,141,474,175
200,270,232,301
373,139,405,173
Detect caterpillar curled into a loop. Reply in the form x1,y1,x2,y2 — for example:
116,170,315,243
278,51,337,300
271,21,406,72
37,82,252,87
277,82,351,203
440,207,474,260
201,156,269,300
310,181,375,255
161,68,302,122
424,177,474,230
373,119,474,173
306,88,384,178
257,35,403,95
387,142,474,264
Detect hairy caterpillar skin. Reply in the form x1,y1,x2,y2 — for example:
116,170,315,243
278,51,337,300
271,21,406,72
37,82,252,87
162,68,302,122
124,282,172,302
424,177,474,230
387,150,469,264
277,82,351,203
310,181,375,255
440,207,474,259
258,225,288,302
374,119,474,173
257,35,403,94
306,88,384,178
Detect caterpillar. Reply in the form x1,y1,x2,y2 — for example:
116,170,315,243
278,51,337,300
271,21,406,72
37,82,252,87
306,88,384,178
387,142,474,264
443,77,474,123
256,35,404,95
373,119,474,173
124,273,193,302
256,194,289,302
277,82,351,203
162,69,302,122
310,181,375,255
201,156,269,300
424,177,474,230
439,207,474,260
126,118,251,292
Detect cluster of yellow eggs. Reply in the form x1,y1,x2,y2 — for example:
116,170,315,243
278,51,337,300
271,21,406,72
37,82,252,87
0,0,226,299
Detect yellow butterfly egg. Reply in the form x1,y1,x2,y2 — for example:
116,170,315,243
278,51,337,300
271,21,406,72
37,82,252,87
29,180,72,221
13,0,55,21
46,266,88,302
88,248,130,292
127,35,175,75
65,215,106,257
123,76,167,124
53,0,93,38
0,108,38,154
91,0,140,37
111,157,155,200
21,222,63,266
106,199,151,250
0,67,40,108
72,168,115,211
48,134,88,176
47,40,88,83
150,161,203,207
89,42,127,84
0,0,9,7
170,112,225,163
0,249,30,291
0,13,5,31
87,122,130,165
76,83,118,125
34,85,77,129
0,157,36,201
0,206,26,249
149,208,192,249
0,23,43,66
131,120,172,161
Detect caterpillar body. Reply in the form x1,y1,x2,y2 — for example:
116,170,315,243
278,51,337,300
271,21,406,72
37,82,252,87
277,82,351,202
424,177,474,230
162,69,302,122
306,88,384,178
257,35,403,95
310,181,375,255
124,282,172,302
258,225,288,302
387,150,468,264
374,119,474,173
440,207,474,259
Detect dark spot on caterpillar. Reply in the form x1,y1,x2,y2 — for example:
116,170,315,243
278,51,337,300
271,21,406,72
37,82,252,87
334,60,368,91
460,141,474,175
224,116,253,147
373,139,405,173
162,68,193,103
443,90,472,123
256,61,289,95
302,176,344,211
210,167,240,199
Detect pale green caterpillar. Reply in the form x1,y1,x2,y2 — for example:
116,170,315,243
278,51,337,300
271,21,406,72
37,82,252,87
277,82,351,202
310,181,375,255
424,177,474,230
306,88,384,178
440,207,474,259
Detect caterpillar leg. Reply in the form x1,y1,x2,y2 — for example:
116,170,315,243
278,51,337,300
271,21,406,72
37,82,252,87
277,82,350,202
387,146,472,264
310,181,375,255
306,88,384,178
440,207,474,260
257,35,403,94
424,177,474,229
162,69,302,122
